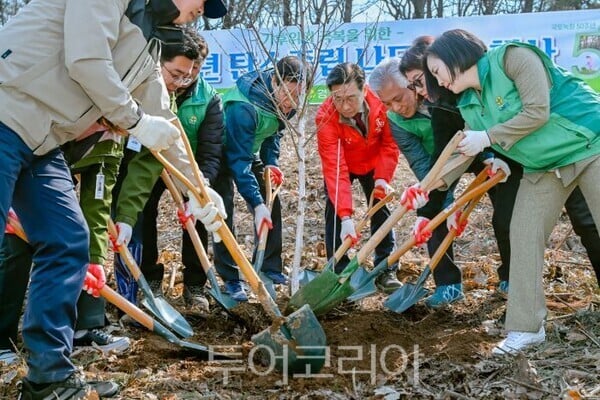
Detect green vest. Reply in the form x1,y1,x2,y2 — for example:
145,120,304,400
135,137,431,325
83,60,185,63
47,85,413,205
458,42,600,172
221,87,280,153
177,78,218,154
387,111,435,155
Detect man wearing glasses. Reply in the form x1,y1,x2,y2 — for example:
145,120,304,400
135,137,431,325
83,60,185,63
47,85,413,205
315,62,402,292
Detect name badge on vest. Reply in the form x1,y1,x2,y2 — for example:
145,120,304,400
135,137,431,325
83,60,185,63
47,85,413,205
126,136,142,152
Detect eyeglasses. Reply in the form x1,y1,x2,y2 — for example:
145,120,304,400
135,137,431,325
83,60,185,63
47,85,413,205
407,72,424,91
162,64,193,86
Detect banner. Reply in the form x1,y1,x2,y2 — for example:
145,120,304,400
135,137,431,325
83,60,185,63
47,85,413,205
199,10,600,102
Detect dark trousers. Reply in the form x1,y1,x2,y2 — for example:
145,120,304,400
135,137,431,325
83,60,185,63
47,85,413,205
213,160,283,281
0,235,106,350
324,171,396,274
140,178,210,287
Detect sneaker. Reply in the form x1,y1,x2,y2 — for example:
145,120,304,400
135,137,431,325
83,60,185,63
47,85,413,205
183,285,210,312
0,349,18,365
147,279,163,297
497,280,509,297
18,373,118,399
73,328,130,354
376,269,403,294
224,280,248,302
492,325,545,355
424,283,464,309
263,271,288,285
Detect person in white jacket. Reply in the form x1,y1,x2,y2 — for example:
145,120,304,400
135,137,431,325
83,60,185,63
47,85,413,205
0,0,226,398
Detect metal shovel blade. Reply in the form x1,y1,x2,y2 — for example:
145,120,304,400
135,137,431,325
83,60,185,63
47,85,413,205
297,268,320,286
384,266,432,313
347,261,390,302
251,304,326,374
205,266,239,310
285,269,341,315
139,294,194,338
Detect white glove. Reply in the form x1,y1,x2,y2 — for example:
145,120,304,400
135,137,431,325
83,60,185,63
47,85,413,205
254,203,273,236
115,222,132,246
483,157,510,183
447,211,461,232
340,218,359,245
373,178,393,200
187,188,227,242
458,130,491,156
412,216,432,246
400,183,429,210
128,114,179,151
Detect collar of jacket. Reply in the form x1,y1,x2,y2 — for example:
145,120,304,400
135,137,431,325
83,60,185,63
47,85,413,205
126,0,181,40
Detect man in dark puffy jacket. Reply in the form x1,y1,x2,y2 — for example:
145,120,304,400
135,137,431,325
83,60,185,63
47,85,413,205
212,56,306,301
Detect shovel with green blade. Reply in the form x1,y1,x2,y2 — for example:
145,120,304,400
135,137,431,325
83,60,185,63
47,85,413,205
161,170,238,311
384,167,506,313
152,121,327,374
107,219,194,338
286,131,466,316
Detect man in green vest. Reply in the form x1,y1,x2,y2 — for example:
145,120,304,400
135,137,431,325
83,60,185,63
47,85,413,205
212,56,306,301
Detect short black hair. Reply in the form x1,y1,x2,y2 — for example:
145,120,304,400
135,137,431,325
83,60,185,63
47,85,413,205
274,56,305,84
399,35,434,75
183,27,209,65
424,29,487,101
326,62,365,90
160,26,201,63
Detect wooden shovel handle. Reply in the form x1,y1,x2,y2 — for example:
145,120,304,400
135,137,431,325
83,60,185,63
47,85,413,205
161,170,213,274
107,219,143,280
257,169,282,252
354,131,465,263
152,121,282,320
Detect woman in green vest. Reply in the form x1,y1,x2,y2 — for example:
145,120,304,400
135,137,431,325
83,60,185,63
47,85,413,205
424,29,600,355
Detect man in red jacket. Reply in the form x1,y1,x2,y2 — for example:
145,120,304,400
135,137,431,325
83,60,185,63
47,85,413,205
316,62,402,291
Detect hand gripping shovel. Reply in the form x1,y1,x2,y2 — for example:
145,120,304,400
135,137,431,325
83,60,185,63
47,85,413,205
286,131,466,316
161,170,238,311
297,191,395,286
347,167,494,302
107,220,194,338
384,168,506,313
253,169,282,299
152,121,327,374
6,215,220,358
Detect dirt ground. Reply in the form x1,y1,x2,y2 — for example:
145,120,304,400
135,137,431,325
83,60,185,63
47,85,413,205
2,107,600,399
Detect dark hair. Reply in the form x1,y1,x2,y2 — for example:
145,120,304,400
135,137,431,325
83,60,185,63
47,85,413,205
182,27,209,65
326,62,366,90
423,29,487,101
160,26,201,63
399,35,434,75
274,55,305,84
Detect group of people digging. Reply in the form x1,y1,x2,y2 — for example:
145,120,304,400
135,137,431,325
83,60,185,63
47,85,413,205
0,0,599,398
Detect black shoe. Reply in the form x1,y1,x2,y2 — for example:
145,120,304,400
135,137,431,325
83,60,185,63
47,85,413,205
73,328,130,354
376,269,403,294
183,285,210,312
19,373,118,399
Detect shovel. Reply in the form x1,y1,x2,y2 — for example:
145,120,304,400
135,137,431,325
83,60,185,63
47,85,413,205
152,122,327,374
161,170,238,311
6,216,226,359
385,168,506,313
253,169,282,299
297,191,395,286
286,131,466,316
107,220,194,338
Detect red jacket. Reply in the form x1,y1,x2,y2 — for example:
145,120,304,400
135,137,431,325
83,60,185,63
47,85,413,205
316,86,399,218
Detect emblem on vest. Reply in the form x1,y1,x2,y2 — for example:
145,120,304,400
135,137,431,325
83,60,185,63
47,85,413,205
188,115,198,125
495,96,506,111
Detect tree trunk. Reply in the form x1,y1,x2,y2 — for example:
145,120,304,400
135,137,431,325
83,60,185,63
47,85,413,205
343,0,353,23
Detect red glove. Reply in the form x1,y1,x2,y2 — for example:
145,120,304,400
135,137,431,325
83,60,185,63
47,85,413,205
373,179,393,200
265,165,284,186
447,210,468,236
400,183,429,211
412,216,432,246
83,263,106,298
5,208,19,234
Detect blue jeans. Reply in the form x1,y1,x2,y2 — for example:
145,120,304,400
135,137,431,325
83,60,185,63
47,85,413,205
0,123,89,383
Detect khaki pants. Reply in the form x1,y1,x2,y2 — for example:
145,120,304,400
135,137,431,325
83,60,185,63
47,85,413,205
506,156,600,332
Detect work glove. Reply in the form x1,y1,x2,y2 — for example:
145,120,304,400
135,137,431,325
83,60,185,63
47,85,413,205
373,178,393,200
5,208,20,235
187,187,227,242
128,114,179,151
265,165,284,186
447,210,468,236
412,216,432,246
483,157,510,183
458,130,491,156
115,222,133,246
254,203,273,236
400,183,429,211
340,217,360,246
83,263,106,298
